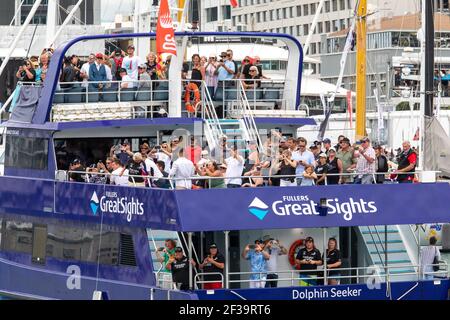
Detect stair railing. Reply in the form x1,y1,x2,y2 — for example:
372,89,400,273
236,80,264,153
200,81,223,150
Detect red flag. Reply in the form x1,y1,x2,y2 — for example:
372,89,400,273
346,90,352,128
230,0,239,8
413,127,419,141
156,0,177,56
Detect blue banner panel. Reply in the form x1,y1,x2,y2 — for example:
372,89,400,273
54,182,180,230
174,183,450,231
195,280,450,300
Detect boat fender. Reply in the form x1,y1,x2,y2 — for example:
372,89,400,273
184,82,201,113
288,239,304,270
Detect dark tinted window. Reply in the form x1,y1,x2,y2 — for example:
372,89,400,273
5,136,48,170
1,221,33,253
47,225,120,266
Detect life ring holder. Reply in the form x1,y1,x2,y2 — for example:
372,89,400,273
288,239,304,270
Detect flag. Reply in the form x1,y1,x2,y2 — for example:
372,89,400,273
230,0,239,8
346,90,352,128
156,0,177,56
413,127,420,141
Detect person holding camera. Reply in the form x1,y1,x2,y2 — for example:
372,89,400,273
242,240,270,288
199,243,225,289
16,59,36,83
225,146,245,188
278,149,297,187
263,236,287,288
242,164,264,187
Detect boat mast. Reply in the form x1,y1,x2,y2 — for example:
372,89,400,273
46,0,58,49
47,0,85,48
355,0,367,140
419,0,434,170
303,0,325,56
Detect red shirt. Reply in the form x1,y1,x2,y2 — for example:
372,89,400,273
407,152,417,165
114,57,123,68
186,146,202,164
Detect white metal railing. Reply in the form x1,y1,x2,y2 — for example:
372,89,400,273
51,79,170,122
226,262,449,288
60,170,442,189
199,80,223,151
194,272,224,288
236,80,264,154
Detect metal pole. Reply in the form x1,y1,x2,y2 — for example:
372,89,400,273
0,0,43,78
323,227,327,285
47,0,84,48
188,231,193,289
303,0,326,55
46,0,58,49
385,225,388,284
417,224,421,279
355,0,367,140
224,230,230,289
200,231,204,266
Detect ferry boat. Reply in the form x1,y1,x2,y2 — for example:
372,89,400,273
0,30,448,300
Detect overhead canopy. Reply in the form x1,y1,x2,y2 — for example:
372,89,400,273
301,76,354,97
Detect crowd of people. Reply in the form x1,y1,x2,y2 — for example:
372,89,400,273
153,234,344,290
67,130,419,187
16,44,266,98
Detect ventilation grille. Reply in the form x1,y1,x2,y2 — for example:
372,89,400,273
119,233,137,266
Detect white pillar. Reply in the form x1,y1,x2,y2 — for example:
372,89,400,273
46,0,58,48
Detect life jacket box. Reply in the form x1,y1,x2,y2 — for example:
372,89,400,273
441,223,450,252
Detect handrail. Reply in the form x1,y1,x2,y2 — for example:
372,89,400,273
237,80,264,153
194,272,224,288
62,170,441,189
199,80,223,150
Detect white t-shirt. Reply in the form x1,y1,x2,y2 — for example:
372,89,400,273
144,158,163,180
169,157,195,189
122,55,141,80
121,74,135,89
81,62,92,87
156,152,172,172
110,167,129,186
225,156,244,185
104,64,112,81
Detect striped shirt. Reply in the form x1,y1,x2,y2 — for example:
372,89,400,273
420,245,441,274
355,146,376,175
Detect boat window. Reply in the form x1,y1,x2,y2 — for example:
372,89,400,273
47,225,120,266
5,136,48,170
31,224,47,265
1,221,33,254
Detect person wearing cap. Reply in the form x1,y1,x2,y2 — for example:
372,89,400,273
119,68,134,89
217,52,235,95
242,240,270,288
110,139,133,166
326,147,343,185
225,145,244,188
197,149,210,168
166,246,196,290
295,237,322,286
374,144,388,184
336,137,357,184
314,153,329,185
263,236,287,288
292,137,315,185
122,44,141,84
322,138,332,155
309,144,321,162
69,158,86,182
88,53,108,89
393,140,417,183
354,137,376,184
199,243,225,289
205,53,219,98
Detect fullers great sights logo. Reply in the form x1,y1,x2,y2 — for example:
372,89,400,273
248,197,269,220
90,191,100,215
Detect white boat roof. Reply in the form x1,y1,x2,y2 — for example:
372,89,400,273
0,48,28,58
301,76,353,97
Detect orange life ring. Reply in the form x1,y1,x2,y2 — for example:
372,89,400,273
288,239,304,270
184,82,201,113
